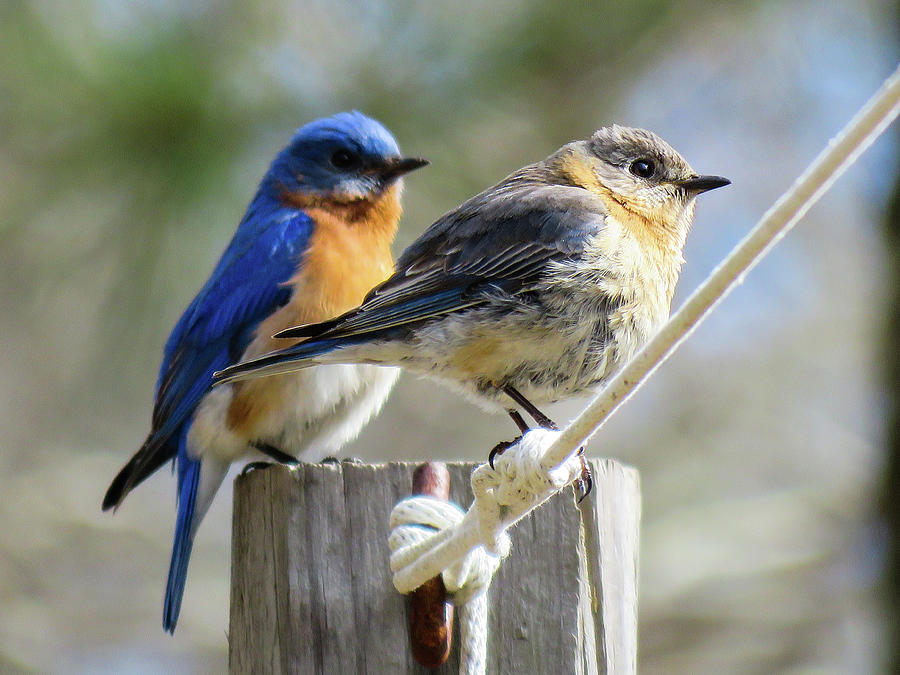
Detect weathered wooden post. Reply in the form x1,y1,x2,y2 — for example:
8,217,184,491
229,459,640,674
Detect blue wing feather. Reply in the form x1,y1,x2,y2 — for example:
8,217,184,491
105,203,314,633
163,434,198,633
102,203,313,510
154,206,312,442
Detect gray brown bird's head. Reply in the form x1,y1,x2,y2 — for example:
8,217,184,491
550,124,729,245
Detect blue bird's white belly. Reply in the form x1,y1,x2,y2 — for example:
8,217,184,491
254,363,399,459
188,364,398,464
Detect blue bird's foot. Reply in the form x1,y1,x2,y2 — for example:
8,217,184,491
319,456,363,465
503,391,592,500
251,441,299,466
240,461,275,476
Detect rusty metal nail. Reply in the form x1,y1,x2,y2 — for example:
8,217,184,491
408,462,453,668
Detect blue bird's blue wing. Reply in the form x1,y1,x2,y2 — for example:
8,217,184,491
102,209,313,511
105,208,312,633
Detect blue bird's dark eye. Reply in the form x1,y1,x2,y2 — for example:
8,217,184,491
629,158,655,179
330,149,359,170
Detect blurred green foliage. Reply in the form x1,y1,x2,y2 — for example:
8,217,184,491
1,3,268,344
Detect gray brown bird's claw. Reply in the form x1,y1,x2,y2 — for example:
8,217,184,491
575,448,593,502
488,436,522,469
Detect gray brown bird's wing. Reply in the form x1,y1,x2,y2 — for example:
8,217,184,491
276,172,608,342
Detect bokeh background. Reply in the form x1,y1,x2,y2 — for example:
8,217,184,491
2,1,899,672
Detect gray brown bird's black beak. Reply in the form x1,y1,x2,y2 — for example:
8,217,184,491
673,175,731,194
377,156,429,180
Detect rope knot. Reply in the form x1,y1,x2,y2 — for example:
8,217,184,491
389,496,502,604
471,429,582,554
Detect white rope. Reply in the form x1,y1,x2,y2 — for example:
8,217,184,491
389,63,900,600
389,496,499,675
389,496,502,604
458,593,489,675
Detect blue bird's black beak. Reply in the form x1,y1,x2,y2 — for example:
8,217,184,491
377,156,429,180
673,174,731,194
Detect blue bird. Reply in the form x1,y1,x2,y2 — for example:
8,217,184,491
103,111,427,633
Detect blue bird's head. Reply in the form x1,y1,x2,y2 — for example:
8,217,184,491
265,111,428,204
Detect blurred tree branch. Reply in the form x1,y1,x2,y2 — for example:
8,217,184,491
882,71,900,675
881,5,900,671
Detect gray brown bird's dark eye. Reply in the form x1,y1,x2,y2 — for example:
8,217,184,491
330,149,359,169
629,159,655,179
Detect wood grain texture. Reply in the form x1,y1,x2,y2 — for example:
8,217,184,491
229,459,640,674
579,459,642,674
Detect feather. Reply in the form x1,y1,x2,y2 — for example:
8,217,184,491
102,206,312,510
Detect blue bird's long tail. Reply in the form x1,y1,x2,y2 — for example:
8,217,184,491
163,437,228,633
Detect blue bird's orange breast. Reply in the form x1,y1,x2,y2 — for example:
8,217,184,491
226,185,402,433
